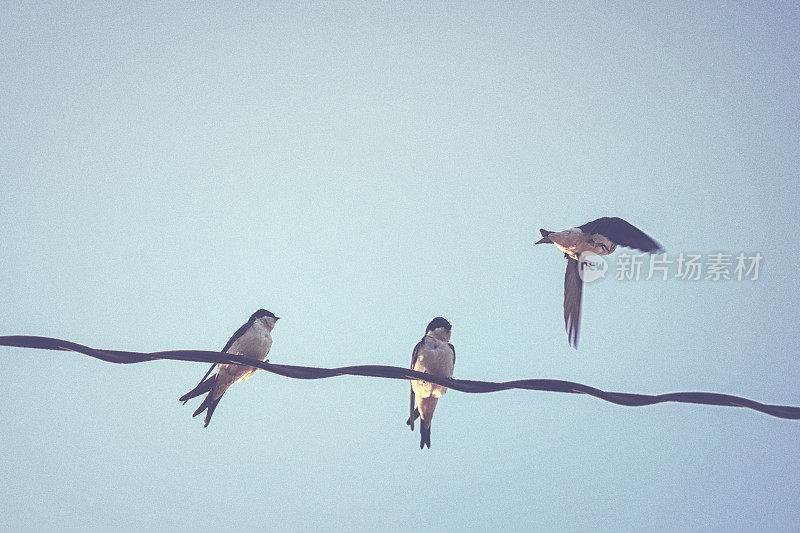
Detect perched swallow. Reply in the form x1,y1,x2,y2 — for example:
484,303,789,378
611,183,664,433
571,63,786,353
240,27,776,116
179,309,279,426
406,317,455,449
536,217,664,348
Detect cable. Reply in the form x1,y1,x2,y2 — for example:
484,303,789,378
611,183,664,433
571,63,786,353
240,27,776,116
2,334,798,420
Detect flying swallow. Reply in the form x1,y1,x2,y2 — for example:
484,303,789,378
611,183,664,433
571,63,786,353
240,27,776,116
407,317,455,449
536,217,664,348
179,309,279,426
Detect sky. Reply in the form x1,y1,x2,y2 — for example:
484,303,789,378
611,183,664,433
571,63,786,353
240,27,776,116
1,2,799,531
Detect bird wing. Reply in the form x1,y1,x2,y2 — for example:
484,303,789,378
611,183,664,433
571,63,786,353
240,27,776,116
449,343,455,367
179,373,216,403
578,217,664,253
221,321,251,353
411,338,423,369
564,257,583,348
407,340,423,430
183,364,218,404
186,320,251,400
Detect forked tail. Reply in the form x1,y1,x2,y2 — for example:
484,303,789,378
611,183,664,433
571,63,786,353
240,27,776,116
179,375,215,403
536,229,554,244
192,392,222,428
420,421,431,449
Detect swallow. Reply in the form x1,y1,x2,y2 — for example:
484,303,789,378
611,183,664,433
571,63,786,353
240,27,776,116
179,309,278,426
406,317,455,449
536,217,664,348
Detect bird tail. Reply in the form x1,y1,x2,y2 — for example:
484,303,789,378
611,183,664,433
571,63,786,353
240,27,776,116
420,420,431,449
179,375,215,403
536,229,553,244
416,396,437,449
192,391,222,428
181,373,221,427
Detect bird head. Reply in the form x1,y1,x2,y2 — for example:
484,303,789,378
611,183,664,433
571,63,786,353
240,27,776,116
250,309,279,331
425,317,452,342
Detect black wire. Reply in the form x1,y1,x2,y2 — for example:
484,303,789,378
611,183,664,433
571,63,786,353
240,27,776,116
2,335,799,420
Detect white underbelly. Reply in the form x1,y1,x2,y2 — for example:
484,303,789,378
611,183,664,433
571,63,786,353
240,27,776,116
412,349,454,399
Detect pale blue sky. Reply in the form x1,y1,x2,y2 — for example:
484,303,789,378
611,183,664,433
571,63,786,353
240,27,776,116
2,2,799,531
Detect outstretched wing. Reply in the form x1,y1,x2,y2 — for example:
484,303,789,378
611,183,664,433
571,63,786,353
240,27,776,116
407,340,423,430
564,257,583,348
578,217,663,253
